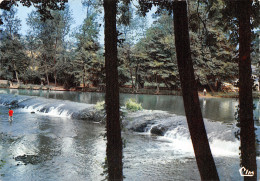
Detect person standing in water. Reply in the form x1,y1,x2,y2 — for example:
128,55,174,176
203,88,207,96
8,108,14,122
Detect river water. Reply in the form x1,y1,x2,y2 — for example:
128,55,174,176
0,88,259,181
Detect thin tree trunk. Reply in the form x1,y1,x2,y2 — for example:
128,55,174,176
127,48,135,92
172,2,219,180
44,55,49,86
207,82,215,93
46,71,49,86
104,0,123,180
15,71,19,84
129,66,134,91
258,76,260,91
54,37,58,87
54,74,57,87
83,66,86,91
15,70,19,84
13,64,20,84
238,0,257,180
156,73,160,93
135,64,139,92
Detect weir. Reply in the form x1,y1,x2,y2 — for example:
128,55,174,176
0,91,259,180
0,94,94,119
0,93,257,158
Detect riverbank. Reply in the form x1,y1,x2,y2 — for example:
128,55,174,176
0,83,259,98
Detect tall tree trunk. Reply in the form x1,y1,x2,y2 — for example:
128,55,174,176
258,76,260,91
127,48,135,92
238,0,257,180
13,64,20,84
104,0,123,180
135,64,139,92
155,73,160,93
46,71,49,86
54,37,58,87
44,55,50,86
15,70,19,84
172,2,219,180
83,65,86,91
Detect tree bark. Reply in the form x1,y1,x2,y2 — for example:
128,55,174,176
135,64,139,92
238,0,257,180
15,70,20,84
104,0,123,180
172,2,219,180
13,64,20,84
44,55,50,86
54,37,58,87
207,79,215,93
127,48,135,92
83,65,86,91
155,73,160,93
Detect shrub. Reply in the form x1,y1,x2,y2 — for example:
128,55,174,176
18,84,29,89
0,84,9,88
125,98,142,112
95,101,105,110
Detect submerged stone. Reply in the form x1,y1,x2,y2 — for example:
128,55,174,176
14,154,41,165
150,125,168,136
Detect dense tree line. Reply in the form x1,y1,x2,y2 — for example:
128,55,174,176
1,0,258,93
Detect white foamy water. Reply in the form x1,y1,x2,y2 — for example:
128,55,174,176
19,104,73,118
17,101,81,118
145,123,240,158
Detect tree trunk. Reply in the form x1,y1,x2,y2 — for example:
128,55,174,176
15,70,20,84
135,64,139,92
258,75,260,92
206,78,215,93
238,0,257,180
155,74,160,93
54,74,57,87
172,2,219,180
127,48,135,92
54,37,58,87
46,72,49,86
83,66,86,91
44,55,49,86
13,64,20,84
104,0,123,180
129,66,134,92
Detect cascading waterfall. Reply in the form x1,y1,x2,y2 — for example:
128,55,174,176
123,110,243,158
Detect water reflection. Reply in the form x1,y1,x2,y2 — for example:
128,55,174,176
1,88,259,123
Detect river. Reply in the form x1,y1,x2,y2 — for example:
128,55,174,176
0,88,259,181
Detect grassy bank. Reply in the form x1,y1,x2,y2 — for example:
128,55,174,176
210,91,260,99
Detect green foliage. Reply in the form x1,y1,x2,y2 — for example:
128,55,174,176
73,9,103,88
26,6,73,86
132,12,179,90
0,7,29,82
0,84,9,88
0,160,6,169
0,0,257,92
125,98,142,112
95,101,105,110
188,1,238,90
